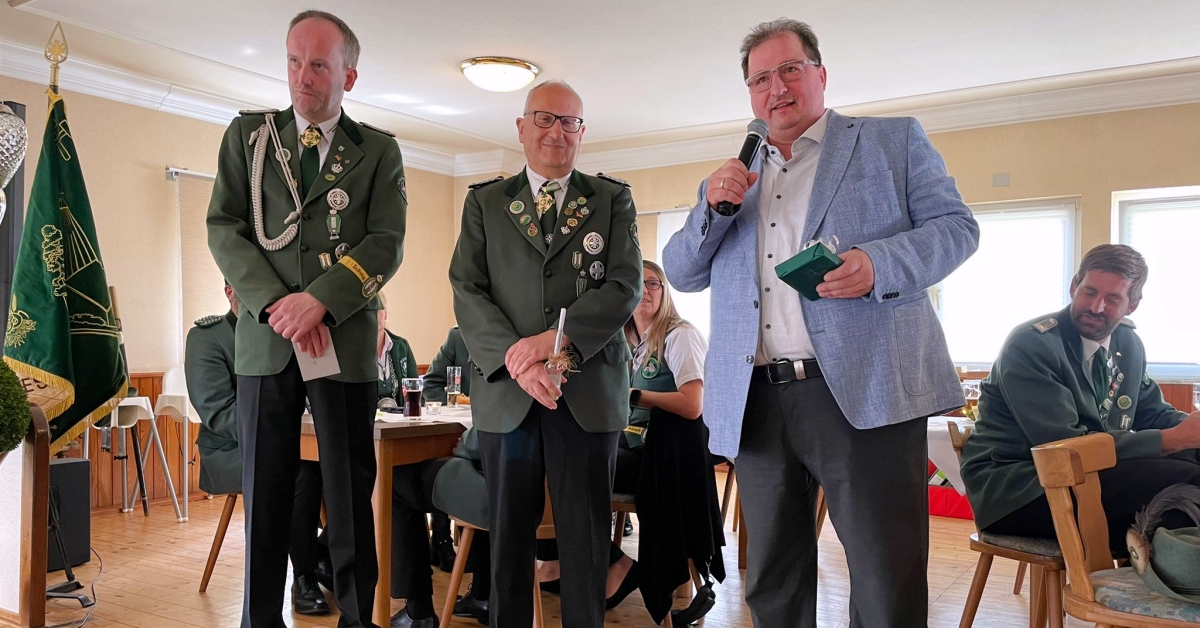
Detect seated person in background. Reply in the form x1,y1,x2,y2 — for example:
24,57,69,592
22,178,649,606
375,298,457,572
421,326,472,404
389,427,491,628
185,283,332,616
538,261,726,626
961,244,1200,552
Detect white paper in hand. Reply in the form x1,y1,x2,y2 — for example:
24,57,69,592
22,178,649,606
294,339,341,381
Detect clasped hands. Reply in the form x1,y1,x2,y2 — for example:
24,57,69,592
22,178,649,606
706,158,875,299
266,292,330,359
506,330,570,410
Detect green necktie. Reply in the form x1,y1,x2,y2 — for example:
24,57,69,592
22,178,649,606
300,124,322,197
1091,346,1110,409
537,180,561,243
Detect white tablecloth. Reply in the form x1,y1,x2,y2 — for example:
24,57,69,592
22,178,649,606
375,404,472,428
927,416,973,495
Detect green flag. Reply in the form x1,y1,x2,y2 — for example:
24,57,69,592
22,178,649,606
4,90,126,454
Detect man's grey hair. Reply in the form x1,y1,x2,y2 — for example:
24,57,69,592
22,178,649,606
740,18,822,79
289,10,361,69
524,79,582,112
1073,244,1149,304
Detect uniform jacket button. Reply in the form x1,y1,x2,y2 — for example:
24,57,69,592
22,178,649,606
290,283,301,291
544,307,553,314
299,244,309,252
302,213,311,221
544,270,552,277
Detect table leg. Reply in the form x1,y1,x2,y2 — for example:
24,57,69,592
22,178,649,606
372,440,395,628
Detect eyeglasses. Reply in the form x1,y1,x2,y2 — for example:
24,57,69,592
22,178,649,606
745,59,821,93
524,110,584,133
644,279,663,291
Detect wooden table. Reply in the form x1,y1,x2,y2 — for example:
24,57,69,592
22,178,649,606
300,418,466,627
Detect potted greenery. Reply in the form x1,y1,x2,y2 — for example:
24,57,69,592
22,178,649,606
0,360,32,459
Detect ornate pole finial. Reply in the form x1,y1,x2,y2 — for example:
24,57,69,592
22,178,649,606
45,21,69,95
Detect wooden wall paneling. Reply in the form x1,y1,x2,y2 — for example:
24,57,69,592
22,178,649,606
1160,383,1195,413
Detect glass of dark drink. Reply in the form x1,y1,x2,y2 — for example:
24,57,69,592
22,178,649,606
402,378,422,417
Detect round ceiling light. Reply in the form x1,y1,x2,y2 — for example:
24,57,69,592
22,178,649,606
460,57,540,92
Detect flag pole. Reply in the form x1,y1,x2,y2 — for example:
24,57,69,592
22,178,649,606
45,21,68,98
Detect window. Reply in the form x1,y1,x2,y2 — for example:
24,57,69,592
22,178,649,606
1116,186,1200,380
937,199,1078,366
655,210,710,339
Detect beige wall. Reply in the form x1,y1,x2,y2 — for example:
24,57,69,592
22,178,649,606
2,75,456,370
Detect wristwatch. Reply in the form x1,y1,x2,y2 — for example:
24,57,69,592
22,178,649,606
630,389,642,407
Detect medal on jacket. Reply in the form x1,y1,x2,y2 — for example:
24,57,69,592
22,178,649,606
327,188,349,241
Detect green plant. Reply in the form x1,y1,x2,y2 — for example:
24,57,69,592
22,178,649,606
0,360,32,452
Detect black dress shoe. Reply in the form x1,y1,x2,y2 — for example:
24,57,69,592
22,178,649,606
312,558,335,593
430,538,458,573
390,606,439,628
605,561,640,610
290,573,330,616
670,585,716,625
453,584,489,625
623,517,634,537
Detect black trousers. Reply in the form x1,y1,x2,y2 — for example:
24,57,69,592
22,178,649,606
238,357,379,628
987,453,1200,553
479,403,619,628
737,378,929,628
389,457,490,598
290,460,329,577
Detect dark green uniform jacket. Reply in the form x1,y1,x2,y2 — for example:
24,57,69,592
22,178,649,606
961,307,1186,530
450,169,642,433
207,106,406,382
422,326,471,403
377,330,417,404
431,427,487,529
184,312,241,495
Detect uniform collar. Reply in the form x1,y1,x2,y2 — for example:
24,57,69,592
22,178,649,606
225,310,237,329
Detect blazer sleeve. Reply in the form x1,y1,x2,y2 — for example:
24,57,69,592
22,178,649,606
854,118,980,302
662,181,739,294
307,141,407,325
184,329,238,443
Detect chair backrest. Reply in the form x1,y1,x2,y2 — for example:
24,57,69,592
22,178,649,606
535,482,556,540
948,420,974,463
163,365,188,396
1031,433,1118,602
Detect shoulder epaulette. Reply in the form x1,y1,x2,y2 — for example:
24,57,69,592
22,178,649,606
194,314,225,328
1032,317,1058,333
1119,317,1137,329
468,175,504,190
359,121,396,137
238,108,280,116
596,172,631,188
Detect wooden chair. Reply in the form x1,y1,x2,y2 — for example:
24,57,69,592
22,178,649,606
948,421,1065,628
199,493,240,593
612,492,637,549
1031,433,1200,627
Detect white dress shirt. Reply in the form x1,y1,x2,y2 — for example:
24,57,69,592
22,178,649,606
377,334,393,381
1081,335,1112,388
294,112,340,169
755,109,830,366
525,167,571,215
633,325,708,388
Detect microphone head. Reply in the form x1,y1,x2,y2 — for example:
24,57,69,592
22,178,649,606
747,119,769,140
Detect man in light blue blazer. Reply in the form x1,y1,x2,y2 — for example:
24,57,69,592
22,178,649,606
663,19,979,628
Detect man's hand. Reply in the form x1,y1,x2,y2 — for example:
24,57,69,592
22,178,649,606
294,324,331,360
817,249,875,299
516,361,564,410
1162,413,1200,454
505,330,569,378
266,292,327,340
705,158,759,210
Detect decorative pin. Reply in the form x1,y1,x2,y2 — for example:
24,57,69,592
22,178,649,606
1102,398,1113,410
338,145,345,151
398,176,406,202
527,224,538,237
335,243,350,259
567,218,578,228
545,233,553,245
276,148,292,162
641,356,660,379
331,163,343,174
576,277,588,297
1117,373,1125,382
300,125,322,148
327,212,342,240
572,251,582,269
1117,395,1132,410
580,207,590,216
590,260,605,280
324,173,336,181
561,226,571,235
510,200,525,214
630,222,640,249
1120,414,1133,430
327,188,350,212
567,201,577,210
520,215,533,225
319,253,332,269
564,206,574,217
583,232,604,255
577,197,587,205
335,154,342,161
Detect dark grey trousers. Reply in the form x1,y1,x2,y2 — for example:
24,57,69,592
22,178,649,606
479,403,619,628
737,378,929,628
238,358,379,628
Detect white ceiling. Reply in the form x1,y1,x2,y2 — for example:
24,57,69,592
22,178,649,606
6,0,1200,157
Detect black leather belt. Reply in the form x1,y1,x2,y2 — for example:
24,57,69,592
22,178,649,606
751,359,823,384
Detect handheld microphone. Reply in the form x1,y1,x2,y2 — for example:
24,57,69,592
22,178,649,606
714,118,768,216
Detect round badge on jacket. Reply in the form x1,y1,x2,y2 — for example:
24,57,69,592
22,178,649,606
641,356,660,379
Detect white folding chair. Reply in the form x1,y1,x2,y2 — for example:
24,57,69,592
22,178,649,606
155,365,200,521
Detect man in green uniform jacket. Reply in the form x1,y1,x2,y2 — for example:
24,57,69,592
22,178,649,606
450,80,642,627
961,244,1200,551
206,11,405,628
421,326,471,403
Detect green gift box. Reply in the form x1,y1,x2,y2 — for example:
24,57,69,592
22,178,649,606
774,242,844,301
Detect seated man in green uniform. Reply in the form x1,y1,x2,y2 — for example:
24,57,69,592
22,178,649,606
185,283,333,616
421,326,472,404
961,244,1200,552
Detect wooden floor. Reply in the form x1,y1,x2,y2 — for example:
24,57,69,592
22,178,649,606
46,488,1092,628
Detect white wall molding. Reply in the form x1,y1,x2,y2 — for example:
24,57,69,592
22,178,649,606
453,149,525,178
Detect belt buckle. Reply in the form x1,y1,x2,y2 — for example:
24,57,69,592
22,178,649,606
792,360,807,381
767,360,804,384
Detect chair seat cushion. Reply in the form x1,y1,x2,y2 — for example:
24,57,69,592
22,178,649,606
976,531,1062,557
612,492,636,504
1091,567,1200,622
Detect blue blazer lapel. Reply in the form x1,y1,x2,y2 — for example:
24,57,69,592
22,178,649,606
803,110,859,243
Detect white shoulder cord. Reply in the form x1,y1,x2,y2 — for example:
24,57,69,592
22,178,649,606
249,113,305,251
